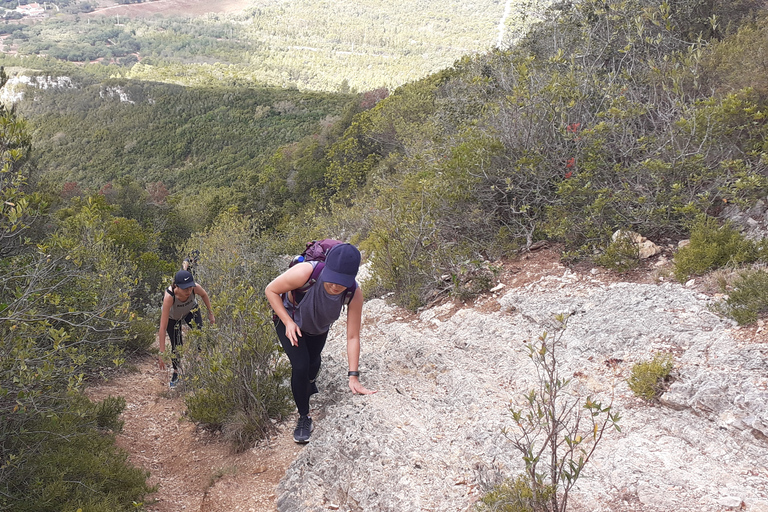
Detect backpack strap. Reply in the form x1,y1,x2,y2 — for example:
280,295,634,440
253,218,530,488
285,261,322,306
341,282,357,306
167,285,196,302
295,261,324,294
287,261,357,307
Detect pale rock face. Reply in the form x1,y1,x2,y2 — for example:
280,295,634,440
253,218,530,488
0,75,75,105
277,269,768,512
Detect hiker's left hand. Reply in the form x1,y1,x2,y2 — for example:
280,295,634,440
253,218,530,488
348,376,377,395
208,312,215,324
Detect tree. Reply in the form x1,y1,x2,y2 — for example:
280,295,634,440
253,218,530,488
0,67,39,257
1,155,155,512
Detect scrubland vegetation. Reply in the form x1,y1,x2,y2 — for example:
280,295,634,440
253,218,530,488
3,0,768,509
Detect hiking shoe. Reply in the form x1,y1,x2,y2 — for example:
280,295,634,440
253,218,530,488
293,415,313,444
169,373,179,388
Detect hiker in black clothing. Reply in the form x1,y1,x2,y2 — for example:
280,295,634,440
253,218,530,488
265,243,376,443
157,270,215,387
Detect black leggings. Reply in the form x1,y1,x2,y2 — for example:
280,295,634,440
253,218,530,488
274,319,328,416
166,308,203,371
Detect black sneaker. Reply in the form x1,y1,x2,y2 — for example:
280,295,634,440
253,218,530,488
293,415,313,444
169,373,179,388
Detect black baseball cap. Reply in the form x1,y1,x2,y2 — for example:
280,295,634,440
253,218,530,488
322,243,360,288
174,270,196,289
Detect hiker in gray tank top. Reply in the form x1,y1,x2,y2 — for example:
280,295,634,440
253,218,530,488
283,271,348,335
265,243,377,444
157,270,215,387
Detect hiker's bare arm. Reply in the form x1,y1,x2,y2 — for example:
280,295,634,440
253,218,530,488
157,292,174,370
265,263,314,346
194,285,215,324
346,287,376,395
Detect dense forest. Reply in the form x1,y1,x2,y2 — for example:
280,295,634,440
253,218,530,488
13,75,356,190
3,0,768,510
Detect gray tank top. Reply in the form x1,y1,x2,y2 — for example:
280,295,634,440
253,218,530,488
288,272,351,335
167,286,198,320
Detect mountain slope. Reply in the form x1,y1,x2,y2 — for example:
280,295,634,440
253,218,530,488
88,248,767,511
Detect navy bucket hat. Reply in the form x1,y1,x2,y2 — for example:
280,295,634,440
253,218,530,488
174,270,196,289
322,243,360,288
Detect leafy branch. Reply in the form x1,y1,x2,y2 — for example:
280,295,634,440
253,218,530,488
503,314,621,512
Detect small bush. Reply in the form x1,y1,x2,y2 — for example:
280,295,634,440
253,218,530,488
673,216,757,282
503,318,620,512
185,379,232,425
123,316,157,355
595,231,640,273
95,395,127,431
1,393,152,512
179,212,293,450
757,239,768,262
476,474,554,512
713,268,768,325
184,316,293,451
628,353,675,401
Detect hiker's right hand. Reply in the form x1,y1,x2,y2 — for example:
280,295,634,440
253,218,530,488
284,320,302,346
158,356,166,371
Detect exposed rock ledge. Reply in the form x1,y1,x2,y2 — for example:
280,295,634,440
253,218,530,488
276,262,768,512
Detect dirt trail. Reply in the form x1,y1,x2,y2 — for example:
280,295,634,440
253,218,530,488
86,357,303,512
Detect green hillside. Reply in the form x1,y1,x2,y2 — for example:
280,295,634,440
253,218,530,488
234,0,768,306
12,74,355,192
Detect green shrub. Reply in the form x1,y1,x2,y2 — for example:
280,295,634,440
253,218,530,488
95,395,127,431
595,231,640,273
628,353,675,401
673,216,758,282
361,163,499,310
504,318,620,512
476,474,554,512
184,311,293,451
1,393,152,512
713,268,768,325
178,212,293,451
124,316,157,355
185,378,232,425
758,239,768,262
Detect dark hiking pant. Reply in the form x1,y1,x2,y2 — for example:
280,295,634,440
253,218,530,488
166,308,203,372
274,318,328,417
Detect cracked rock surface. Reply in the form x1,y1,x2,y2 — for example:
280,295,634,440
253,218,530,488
277,253,768,512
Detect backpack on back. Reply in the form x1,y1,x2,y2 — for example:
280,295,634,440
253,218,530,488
286,239,357,307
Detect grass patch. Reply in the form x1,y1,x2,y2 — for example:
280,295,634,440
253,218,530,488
628,353,675,401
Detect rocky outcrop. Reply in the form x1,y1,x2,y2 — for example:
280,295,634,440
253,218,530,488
277,265,768,512
611,230,663,259
721,196,768,241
